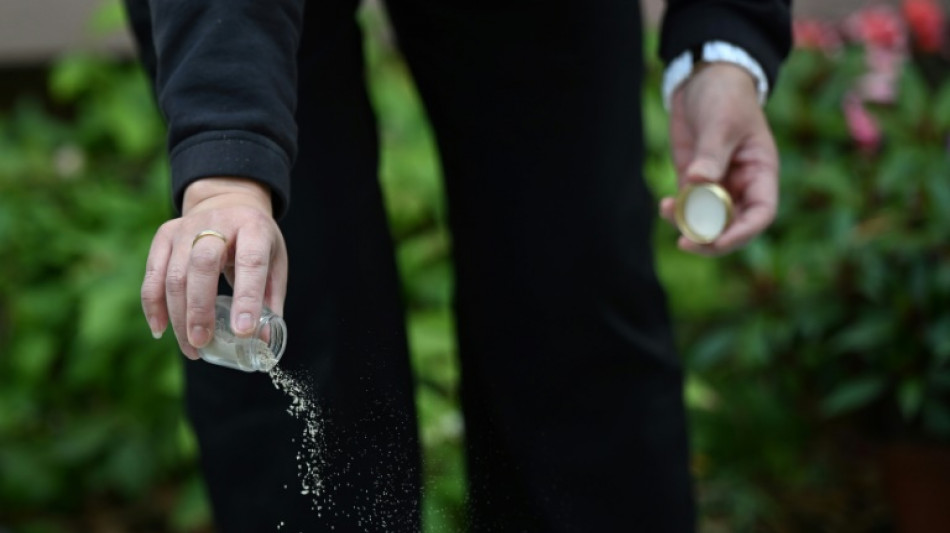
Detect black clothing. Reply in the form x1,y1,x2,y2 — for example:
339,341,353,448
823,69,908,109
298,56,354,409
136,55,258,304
125,0,792,220
124,0,791,531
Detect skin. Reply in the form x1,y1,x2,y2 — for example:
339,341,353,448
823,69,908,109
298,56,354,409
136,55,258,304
660,62,780,255
141,178,286,359
141,62,780,356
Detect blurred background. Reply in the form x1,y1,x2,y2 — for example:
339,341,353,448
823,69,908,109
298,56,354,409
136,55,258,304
1,0,949,531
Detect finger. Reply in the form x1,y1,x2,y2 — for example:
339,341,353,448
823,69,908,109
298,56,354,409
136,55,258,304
717,143,779,244
186,232,229,348
659,196,677,225
677,235,714,256
142,221,176,339
717,203,775,250
716,185,778,251
166,246,198,359
264,233,288,317
684,163,778,256
685,121,739,185
230,224,273,336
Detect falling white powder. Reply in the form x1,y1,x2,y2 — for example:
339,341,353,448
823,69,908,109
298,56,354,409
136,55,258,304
265,364,418,532
268,366,327,509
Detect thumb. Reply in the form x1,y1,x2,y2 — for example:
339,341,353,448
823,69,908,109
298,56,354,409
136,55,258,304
685,127,738,184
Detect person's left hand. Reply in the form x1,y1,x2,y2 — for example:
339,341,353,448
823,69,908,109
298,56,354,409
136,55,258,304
659,62,780,255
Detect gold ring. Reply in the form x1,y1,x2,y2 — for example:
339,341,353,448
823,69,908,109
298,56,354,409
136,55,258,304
192,229,228,248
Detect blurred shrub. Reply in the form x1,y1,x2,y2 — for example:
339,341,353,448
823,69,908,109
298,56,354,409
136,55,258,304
0,5,467,533
655,3,950,530
5,1,950,532
361,7,466,532
0,55,210,530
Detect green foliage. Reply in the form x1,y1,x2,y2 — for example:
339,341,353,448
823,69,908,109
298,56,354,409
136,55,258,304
6,4,950,533
709,42,950,442
0,5,466,533
0,56,210,527
361,7,465,531
646,31,950,530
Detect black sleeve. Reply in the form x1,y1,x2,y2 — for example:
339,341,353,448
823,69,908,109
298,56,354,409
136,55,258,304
123,0,305,219
659,0,793,92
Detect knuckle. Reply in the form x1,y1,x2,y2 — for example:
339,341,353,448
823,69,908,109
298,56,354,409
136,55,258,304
186,304,213,323
245,209,272,225
157,220,179,239
166,266,187,294
143,263,164,286
190,247,222,273
232,292,262,308
709,117,737,140
141,280,162,302
142,265,164,289
236,250,268,271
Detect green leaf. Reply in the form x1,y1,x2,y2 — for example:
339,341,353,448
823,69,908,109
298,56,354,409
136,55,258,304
927,315,950,366
101,433,154,497
9,333,58,384
49,416,117,464
898,378,925,421
689,328,736,370
0,445,60,504
48,53,100,102
170,474,213,532
739,316,771,367
86,0,127,36
925,168,950,227
875,148,922,197
923,401,950,439
684,373,719,411
933,81,950,131
931,370,950,392
821,377,887,417
898,64,930,129
175,417,200,460
830,312,894,354
408,310,458,391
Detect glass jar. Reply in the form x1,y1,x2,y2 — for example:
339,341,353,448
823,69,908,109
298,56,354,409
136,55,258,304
198,295,287,372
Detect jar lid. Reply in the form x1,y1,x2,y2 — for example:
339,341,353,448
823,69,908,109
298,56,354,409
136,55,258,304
674,182,734,244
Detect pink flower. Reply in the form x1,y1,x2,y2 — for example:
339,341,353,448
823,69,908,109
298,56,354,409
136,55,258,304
860,71,899,103
844,6,908,51
844,93,882,153
903,0,945,53
865,46,904,77
859,47,905,103
794,19,843,52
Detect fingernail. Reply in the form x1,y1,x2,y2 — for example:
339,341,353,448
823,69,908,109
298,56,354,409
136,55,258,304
236,313,254,334
190,325,210,347
148,317,163,340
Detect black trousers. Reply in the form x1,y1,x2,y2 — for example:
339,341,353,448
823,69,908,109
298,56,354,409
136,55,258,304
184,1,695,531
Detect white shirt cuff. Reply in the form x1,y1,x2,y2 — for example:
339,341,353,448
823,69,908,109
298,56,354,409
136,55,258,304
661,41,769,110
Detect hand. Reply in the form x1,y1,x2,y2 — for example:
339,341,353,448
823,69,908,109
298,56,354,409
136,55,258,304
660,62,780,255
141,177,288,359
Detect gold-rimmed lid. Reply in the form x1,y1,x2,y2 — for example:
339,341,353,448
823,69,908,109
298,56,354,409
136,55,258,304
674,182,734,245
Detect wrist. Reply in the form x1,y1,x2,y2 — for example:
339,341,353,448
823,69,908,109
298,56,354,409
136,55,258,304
662,41,769,110
680,62,758,101
183,177,273,216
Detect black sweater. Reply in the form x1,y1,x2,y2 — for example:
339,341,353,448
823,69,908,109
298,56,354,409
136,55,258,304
124,0,792,219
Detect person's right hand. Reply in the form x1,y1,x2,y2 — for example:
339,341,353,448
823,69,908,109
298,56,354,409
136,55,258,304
141,177,288,359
